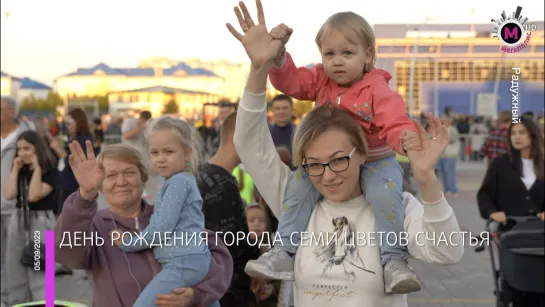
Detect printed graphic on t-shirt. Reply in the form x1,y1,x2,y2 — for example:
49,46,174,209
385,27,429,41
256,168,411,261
312,216,375,281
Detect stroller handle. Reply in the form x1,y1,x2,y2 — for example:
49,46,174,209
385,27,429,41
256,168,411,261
476,215,543,253
485,215,542,232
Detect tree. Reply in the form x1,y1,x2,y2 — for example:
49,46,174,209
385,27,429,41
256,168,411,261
163,100,179,114
292,100,314,117
19,91,63,112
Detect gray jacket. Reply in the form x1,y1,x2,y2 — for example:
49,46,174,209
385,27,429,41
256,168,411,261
1,120,34,215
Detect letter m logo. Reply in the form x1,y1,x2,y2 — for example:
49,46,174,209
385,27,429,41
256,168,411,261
503,27,519,40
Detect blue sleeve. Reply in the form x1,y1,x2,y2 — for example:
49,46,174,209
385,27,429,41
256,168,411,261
120,176,189,252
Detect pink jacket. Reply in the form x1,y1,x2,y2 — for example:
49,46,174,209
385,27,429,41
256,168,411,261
269,52,417,158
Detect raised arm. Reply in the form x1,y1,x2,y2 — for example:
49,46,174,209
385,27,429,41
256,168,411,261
227,0,292,218
54,190,96,269
404,193,463,264
403,113,463,263
56,139,106,268
268,52,325,102
234,70,291,219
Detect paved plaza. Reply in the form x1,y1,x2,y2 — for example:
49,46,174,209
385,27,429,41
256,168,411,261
53,161,498,307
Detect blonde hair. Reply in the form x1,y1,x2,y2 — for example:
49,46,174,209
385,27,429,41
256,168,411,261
146,116,200,175
292,105,369,167
97,143,149,183
315,12,377,73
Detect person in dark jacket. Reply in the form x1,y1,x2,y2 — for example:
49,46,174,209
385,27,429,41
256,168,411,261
477,116,544,307
197,112,260,307
58,108,94,209
477,116,544,224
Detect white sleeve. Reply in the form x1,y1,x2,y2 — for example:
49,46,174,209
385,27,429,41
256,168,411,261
404,192,464,264
233,90,291,219
121,119,135,133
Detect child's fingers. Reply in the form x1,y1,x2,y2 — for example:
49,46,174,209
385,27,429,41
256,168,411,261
403,137,423,151
269,28,285,39
403,138,421,148
406,146,423,152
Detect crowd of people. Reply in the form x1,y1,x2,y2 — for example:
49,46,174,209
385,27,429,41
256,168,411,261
1,1,543,306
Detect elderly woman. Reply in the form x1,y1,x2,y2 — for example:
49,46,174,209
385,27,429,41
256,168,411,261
227,2,464,306
55,142,233,307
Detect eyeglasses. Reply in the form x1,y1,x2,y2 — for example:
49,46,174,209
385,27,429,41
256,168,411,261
302,147,357,177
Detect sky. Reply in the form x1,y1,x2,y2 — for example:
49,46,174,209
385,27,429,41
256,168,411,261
1,0,543,86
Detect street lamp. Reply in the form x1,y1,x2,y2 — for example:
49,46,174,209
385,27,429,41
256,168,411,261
407,15,447,117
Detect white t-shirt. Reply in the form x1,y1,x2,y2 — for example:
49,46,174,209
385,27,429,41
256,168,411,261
1,124,24,152
234,90,465,307
521,158,536,190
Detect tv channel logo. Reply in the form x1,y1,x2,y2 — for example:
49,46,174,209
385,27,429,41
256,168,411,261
491,6,537,53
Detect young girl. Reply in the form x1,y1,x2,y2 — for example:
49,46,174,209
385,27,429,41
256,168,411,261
112,116,216,307
244,11,424,294
246,203,280,307
3,130,60,303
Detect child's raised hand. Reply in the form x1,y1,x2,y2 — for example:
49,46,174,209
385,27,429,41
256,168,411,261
270,24,292,66
269,23,292,45
402,129,423,152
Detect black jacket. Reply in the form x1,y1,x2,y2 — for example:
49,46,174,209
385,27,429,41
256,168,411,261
477,153,544,220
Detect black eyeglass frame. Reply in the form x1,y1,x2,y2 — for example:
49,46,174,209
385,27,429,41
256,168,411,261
301,147,357,177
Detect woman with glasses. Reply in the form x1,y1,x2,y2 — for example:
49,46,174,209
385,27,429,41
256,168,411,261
228,2,463,306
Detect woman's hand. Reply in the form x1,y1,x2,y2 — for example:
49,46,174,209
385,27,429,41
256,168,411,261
13,157,24,171
155,287,193,307
226,0,289,70
68,140,104,200
490,211,507,224
30,154,40,170
407,113,449,182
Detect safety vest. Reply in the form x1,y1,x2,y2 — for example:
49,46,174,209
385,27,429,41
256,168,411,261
396,153,409,163
233,166,254,205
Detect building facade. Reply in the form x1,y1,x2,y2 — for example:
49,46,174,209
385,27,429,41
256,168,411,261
55,62,224,100
162,57,281,101
372,22,544,116
107,85,220,118
1,72,52,101
1,72,21,98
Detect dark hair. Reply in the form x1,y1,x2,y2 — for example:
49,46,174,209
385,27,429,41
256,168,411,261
271,94,293,107
218,100,233,108
68,108,91,135
140,111,152,120
509,117,544,180
15,130,54,173
93,118,102,125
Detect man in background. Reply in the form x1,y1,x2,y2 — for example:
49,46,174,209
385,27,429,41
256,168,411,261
481,110,511,165
1,96,34,307
198,112,259,307
269,95,295,153
122,110,152,197
199,101,235,161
